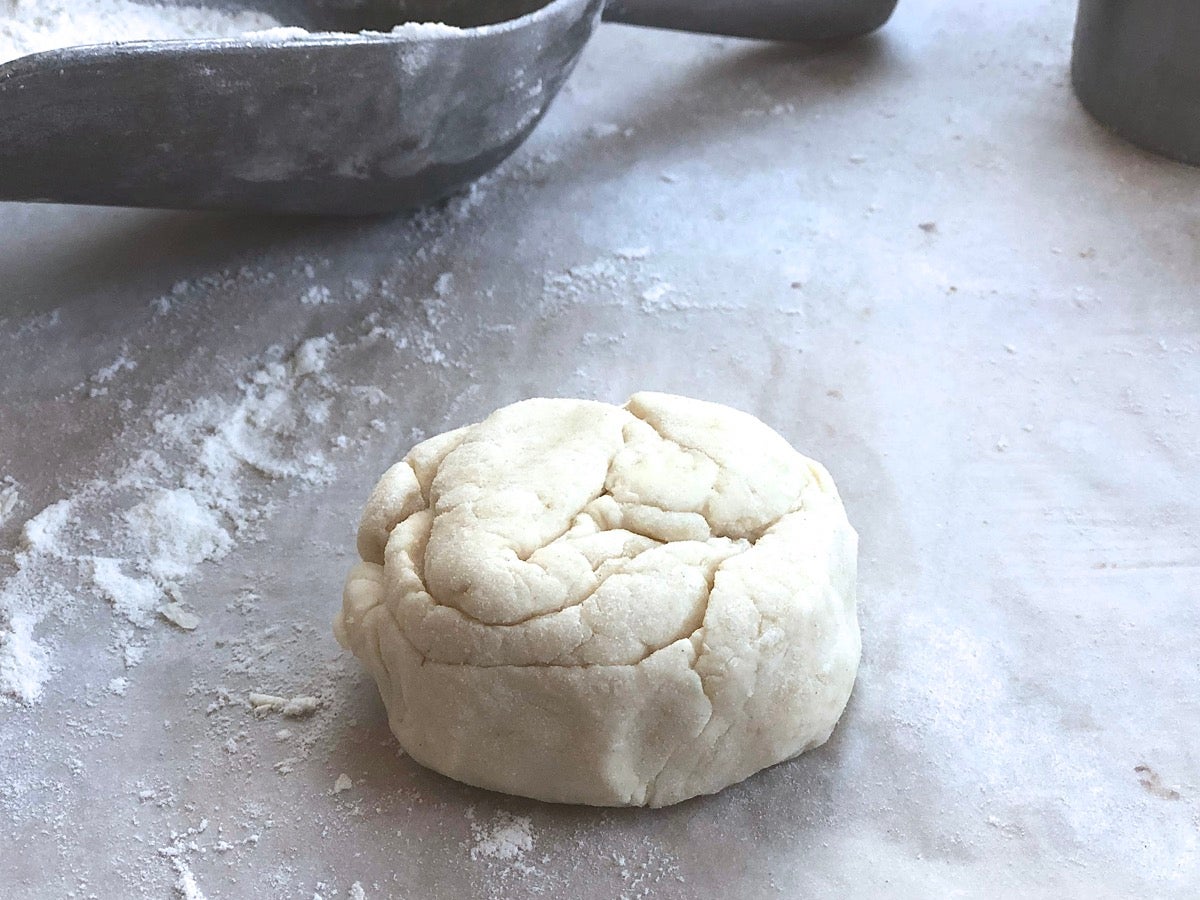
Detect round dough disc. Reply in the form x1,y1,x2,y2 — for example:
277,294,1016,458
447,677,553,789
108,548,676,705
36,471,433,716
334,392,859,807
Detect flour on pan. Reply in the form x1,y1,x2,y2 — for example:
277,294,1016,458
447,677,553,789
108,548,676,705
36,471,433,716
0,335,342,702
469,811,536,864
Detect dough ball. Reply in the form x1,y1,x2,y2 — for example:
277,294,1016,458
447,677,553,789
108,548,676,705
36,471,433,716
334,392,859,807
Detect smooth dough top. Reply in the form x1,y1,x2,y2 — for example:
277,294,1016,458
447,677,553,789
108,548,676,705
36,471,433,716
336,392,859,807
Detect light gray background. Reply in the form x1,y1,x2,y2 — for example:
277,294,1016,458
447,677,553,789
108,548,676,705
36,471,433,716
1,0,1197,897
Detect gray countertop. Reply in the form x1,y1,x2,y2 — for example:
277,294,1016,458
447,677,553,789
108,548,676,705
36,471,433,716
2,1,1198,897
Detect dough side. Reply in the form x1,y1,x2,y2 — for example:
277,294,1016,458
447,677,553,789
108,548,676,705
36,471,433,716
335,392,860,807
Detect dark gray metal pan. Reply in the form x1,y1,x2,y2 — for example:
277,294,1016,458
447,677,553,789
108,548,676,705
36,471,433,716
0,0,898,214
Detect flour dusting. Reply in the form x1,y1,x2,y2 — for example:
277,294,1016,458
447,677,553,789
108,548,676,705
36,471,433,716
127,488,234,583
300,285,334,306
91,556,161,627
0,477,19,527
0,334,347,703
21,497,72,553
159,819,212,899
470,812,535,863
91,352,138,386
0,610,50,703
172,859,208,900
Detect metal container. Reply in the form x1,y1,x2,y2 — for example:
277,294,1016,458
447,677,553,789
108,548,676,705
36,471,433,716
603,0,899,42
1072,0,1200,165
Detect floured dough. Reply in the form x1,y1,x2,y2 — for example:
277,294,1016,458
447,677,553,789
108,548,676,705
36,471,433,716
334,392,859,807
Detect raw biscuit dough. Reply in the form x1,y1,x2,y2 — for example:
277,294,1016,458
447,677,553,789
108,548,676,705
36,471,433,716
334,392,860,807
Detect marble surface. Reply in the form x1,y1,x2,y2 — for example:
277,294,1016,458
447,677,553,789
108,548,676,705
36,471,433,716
1,1,1197,897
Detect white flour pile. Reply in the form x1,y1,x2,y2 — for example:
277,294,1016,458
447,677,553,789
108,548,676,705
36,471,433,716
0,1,283,64
386,22,460,38
0,2,465,67
469,811,536,864
0,334,343,703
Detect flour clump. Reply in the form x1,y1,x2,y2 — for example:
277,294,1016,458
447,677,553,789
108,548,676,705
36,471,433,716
335,392,860,806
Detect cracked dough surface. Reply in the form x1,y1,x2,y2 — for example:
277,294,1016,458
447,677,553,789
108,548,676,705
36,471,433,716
334,392,860,807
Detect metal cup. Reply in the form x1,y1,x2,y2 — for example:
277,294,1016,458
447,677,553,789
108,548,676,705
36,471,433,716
1072,0,1200,165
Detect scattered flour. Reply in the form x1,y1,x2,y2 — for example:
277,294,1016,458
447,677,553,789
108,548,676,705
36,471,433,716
434,272,455,298
159,819,212,900
470,812,536,863
639,282,676,309
91,556,161,627
0,610,50,703
0,1,283,65
0,335,346,703
541,256,632,314
91,352,138,385
588,122,622,140
300,285,334,306
541,250,746,317
348,883,367,900
21,497,72,553
125,488,233,583
172,860,207,900
248,692,321,718
0,477,19,527
1,244,480,703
